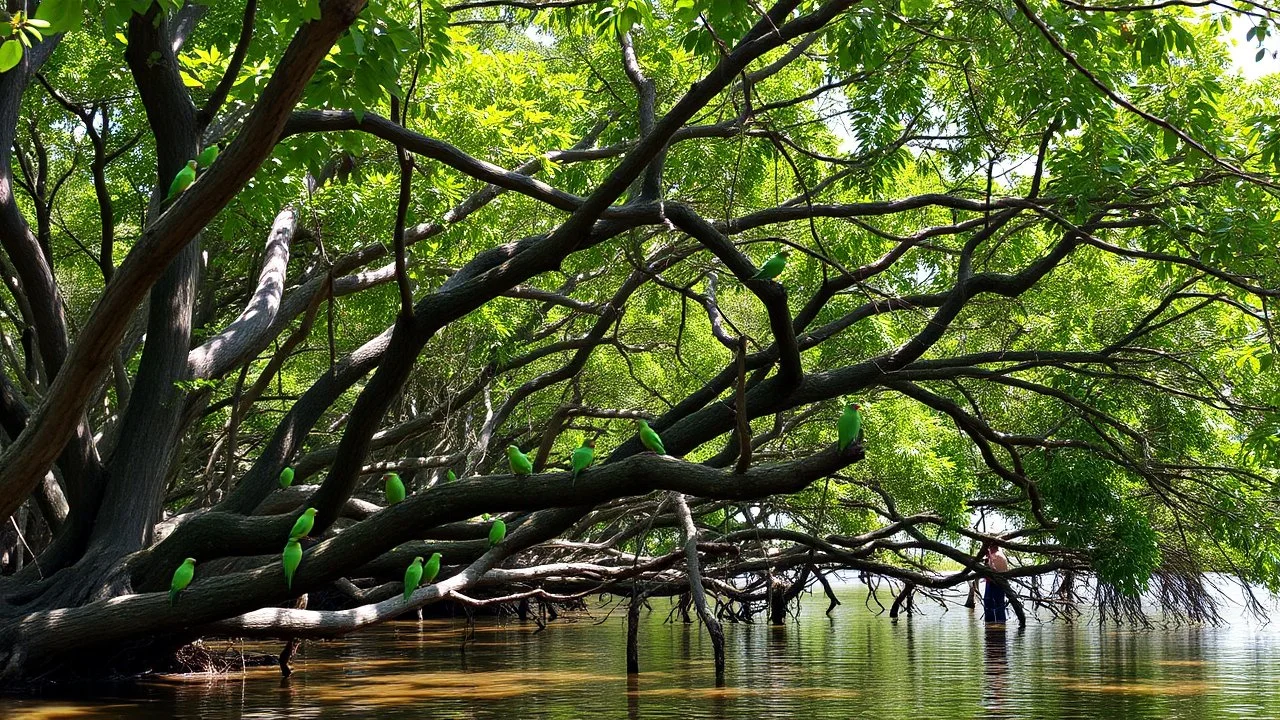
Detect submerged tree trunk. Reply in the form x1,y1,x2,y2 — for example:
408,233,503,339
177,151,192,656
626,588,642,675
673,492,725,681
279,594,308,678
889,582,916,619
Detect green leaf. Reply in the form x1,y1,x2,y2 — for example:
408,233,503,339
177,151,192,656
0,40,22,74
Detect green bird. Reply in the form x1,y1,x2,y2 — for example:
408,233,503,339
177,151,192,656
384,472,406,504
168,557,196,606
422,552,442,586
403,556,424,602
446,469,457,482
750,248,792,280
283,538,303,590
289,507,318,540
636,419,666,455
166,159,198,201
196,144,219,168
279,466,295,489
488,518,507,548
571,438,595,484
507,445,533,475
837,403,863,452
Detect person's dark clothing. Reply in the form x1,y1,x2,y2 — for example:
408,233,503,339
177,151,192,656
983,581,1007,623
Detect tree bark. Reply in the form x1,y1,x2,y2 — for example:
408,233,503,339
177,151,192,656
626,587,642,675
672,492,725,681
889,582,916,619
0,0,367,520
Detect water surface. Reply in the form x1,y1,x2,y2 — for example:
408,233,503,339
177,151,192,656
4,585,1280,719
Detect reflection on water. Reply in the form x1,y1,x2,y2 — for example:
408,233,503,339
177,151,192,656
4,585,1280,719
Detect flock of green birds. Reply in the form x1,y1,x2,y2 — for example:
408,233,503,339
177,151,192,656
164,316,864,614
162,150,837,609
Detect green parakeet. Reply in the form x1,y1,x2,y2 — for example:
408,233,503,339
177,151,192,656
166,160,197,201
446,469,457,482
507,445,533,475
279,466,295,489
283,538,303,590
837,403,863,452
636,419,666,455
196,145,219,168
422,552,442,585
489,519,507,548
168,557,196,606
571,439,595,483
403,556,424,602
384,472,406,504
289,507,317,540
750,248,791,280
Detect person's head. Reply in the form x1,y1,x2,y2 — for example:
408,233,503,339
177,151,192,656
981,541,996,557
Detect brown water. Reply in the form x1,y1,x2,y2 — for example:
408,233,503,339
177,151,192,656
4,585,1280,719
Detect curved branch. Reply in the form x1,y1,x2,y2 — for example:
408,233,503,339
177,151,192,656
188,206,295,379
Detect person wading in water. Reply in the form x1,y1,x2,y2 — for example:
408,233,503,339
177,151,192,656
982,542,1010,623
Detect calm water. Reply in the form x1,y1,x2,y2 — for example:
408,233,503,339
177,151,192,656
5,585,1280,719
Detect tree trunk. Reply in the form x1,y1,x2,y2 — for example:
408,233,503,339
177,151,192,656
672,492,725,681
889,582,916,619
81,7,201,579
626,588,642,675
279,594,308,678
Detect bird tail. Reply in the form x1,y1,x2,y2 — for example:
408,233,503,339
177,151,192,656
839,437,849,452
169,589,177,606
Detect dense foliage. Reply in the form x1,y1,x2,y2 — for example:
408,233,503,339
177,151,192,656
0,0,1277,682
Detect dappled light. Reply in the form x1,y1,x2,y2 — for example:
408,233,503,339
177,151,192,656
0,0,1276,713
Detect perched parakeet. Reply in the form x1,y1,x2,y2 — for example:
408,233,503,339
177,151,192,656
168,557,196,606
507,445,533,475
283,538,303,590
422,552,442,585
488,519,507,548
403,556,424,602
837,403,863,452
196,144,219,168
166,160,198,201
636,419,666,455
279,466,295,489
571,439,595,483
384,472,406,504
289,507,318,540
446,469,457,482
750,248,792,280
